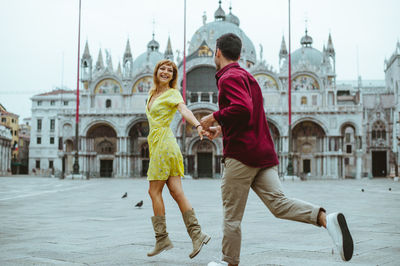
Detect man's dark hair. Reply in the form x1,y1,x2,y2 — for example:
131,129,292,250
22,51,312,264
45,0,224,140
216,33,242,61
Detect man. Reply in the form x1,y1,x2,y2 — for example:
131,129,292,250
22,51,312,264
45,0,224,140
201,33,353,266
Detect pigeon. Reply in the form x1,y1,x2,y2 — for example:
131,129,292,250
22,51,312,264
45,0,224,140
389,188,392,191
121,192,128,199
135,200,143,208
361,188,364,192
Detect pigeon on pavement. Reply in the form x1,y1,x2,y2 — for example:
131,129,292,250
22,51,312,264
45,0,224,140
135,200,143,208
121,192,128,199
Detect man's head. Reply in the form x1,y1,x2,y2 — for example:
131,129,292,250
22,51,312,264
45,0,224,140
214,33,242,70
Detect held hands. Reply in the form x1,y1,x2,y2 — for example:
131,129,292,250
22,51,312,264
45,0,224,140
200,113,215,130
203,126,221,140
196,124,204,140
199,113,221,140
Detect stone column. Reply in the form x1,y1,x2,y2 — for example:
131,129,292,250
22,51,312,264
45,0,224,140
356,150,363,179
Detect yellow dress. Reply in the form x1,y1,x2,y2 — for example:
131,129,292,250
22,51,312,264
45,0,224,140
146,89,185,181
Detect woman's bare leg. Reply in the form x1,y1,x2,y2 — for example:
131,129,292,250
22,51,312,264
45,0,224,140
148,180,167,216
166,176,192,213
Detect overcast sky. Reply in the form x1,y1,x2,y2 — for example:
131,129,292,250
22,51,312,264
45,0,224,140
0,0,399,120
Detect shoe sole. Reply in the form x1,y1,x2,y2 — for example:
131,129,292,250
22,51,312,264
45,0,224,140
147,243,174,257
189,235,211,259
337,213,354,261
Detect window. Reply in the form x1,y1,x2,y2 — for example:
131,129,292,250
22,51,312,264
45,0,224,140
344,158,349,165
14,130,17,136
345,133,351,143
37,119,42,131
106,99,112,108
50,137,55,144
50,119,55,132
64,101,69,106
37,137,41,144
141,143,149,158
372,121,386,141
50,100,55,106
49,160,54,169
11,119,14,123
37,101,42,106
1,117,6,123
312,95,317,106
301,96,307,105
346,145,352,154
36,160,40,169
58,137,63,150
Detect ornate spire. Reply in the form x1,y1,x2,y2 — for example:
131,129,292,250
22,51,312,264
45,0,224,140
82,40,91,59
164,36,174,61
279,35,288,58
214,0,226,21
95,49,104,71
105,49,113,72
117,61,122,76
123,39,133,61
326,33,335,55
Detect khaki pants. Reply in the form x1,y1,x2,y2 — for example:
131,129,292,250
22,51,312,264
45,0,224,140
221,158,323,265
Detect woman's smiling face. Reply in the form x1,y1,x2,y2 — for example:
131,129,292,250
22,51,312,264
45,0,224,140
157,63,174,86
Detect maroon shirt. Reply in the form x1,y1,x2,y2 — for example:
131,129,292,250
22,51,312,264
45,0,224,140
213,62,279,168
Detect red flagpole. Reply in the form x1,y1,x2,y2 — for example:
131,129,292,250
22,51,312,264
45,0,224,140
76,0,81,124
287,0,293,175
288,0,291,126
182,0,187,105
73,0,81,174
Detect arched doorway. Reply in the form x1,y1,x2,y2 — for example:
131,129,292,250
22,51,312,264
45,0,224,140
128,121,149,177
86,123,117,177
371,120,387,177
192,140,215,178
292,121,326,177
341,124,356,178
180,110,222,178
267,121,281,153
63,139,74,175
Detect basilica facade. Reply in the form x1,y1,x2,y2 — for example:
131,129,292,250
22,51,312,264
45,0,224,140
29,2,400,179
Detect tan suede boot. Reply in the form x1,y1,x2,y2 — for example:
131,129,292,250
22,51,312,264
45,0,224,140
147,215,173,257
182,209,211,259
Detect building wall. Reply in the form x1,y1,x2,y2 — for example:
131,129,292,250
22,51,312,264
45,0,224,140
0,124,12,175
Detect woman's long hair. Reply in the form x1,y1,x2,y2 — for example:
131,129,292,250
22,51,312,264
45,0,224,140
149,59,178,97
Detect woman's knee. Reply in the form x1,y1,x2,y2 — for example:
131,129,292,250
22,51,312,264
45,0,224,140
169,188,184,201
148,187,162,199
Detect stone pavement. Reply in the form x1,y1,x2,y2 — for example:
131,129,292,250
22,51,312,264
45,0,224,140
0,176,399,266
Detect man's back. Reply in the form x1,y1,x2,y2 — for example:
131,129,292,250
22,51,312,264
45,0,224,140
213,62,279,168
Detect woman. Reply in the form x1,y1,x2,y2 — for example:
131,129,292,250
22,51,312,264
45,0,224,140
146,59,210,259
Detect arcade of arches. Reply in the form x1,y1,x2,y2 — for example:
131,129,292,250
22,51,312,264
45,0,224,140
60,118,364,179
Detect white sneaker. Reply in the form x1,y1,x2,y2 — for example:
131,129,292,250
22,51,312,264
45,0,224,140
326,212,354,261
207,261,228,266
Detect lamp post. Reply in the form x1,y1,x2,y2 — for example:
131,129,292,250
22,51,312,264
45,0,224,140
73,0,82,175
182,0,188,175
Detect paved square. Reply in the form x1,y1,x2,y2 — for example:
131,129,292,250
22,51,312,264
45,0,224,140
1,176,399,265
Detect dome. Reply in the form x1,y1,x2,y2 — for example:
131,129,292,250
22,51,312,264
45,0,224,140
214,0,225,21
291,30,322,67
300,34,313,47
226,7,240,26
147,36,160,52
292,46,323,67
132,50,163,75
188,21,256,63
131,35,163,74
